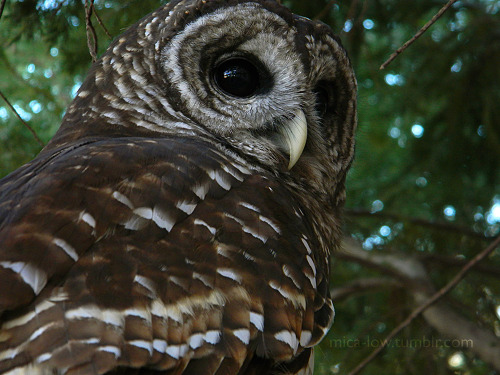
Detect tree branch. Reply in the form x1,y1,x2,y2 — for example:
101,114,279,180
313,1,335,21
0,89,44,147
85,0,98,62
93,5,112,40
343,236,500,374
345,208,492,240
420,253,500,277
330,277,401,302
0,0,6,21
380,0,460,69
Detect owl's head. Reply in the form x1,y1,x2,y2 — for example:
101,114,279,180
55,0,357,203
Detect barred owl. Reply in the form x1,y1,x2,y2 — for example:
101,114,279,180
0,0,356,374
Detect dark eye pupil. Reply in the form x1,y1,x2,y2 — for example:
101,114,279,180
314,87,329,116
214,58,260,98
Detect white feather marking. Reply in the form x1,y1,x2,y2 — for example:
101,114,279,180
169,275,188,290
0,261,47,294
176,200,197,215
130,70,147,85
36,299,56,313
102,310,124,328
151,300,184,324
217,268,241,283
275,330,299,353
151,300,181,323
259,215,281,234
225,214,267,243
3,310,37,329
112,191,134,209
35,352,52,363
153,339,167,353
230,162,251,175
128,340,153,355
133,207,153,219
214,170,231,190
204,330,221,345
29,322,58,341
98,345,121,358
189,333,204,349
269,281,306,309
300,330,312,347
242,251,257,262
134,275,157,297
66,305,100,320
192,183,209,199
305,273,317,289
79,211,96,229
193,272,213,288
151,290,225,327
306,255,317,276
152,206,176,231
123,215,148,230
216,245,232,259
124,307,151,323
205,169,216,180
301,237,312,254
233,328,250,344
242,226,267,243
250,312,264,331
66,305,123,328
282,265,301,289
222,165,244,182
0,347,20,361
53,238,79,261
166,344,188,359
194,219,216,235
239,202,260,213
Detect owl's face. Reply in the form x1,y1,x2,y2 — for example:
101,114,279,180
59,0,356,201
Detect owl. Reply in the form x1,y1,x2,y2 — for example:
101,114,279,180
0,0,357,374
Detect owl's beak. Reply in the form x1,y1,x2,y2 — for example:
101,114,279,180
280,110,308,170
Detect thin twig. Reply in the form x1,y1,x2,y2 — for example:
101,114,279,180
345,208,491,240
340,0,359,36
330,278,401,302
0,89,44,147
0,0,6,21
313,1,335,21
347,235,500,375
85,0,98,62
380,0,459,69
50,0,66,16
93,5,112,39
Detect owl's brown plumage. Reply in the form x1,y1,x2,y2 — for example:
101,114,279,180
0,0,356,374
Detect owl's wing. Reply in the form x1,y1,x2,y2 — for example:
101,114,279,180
0,137,333,375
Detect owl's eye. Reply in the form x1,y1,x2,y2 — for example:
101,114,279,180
314,85,330,117
213,58,261,98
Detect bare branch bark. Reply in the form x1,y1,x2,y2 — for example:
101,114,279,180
340,236,500,374
380,0,460,69
93,5,112,40
0,89,44,147
0,0,6,21
330,277,401,302
85,0,98,62
420,253,500,277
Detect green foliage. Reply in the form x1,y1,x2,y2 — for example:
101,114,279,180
0,0,499,373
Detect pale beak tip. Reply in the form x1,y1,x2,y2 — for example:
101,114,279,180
286,110,307,170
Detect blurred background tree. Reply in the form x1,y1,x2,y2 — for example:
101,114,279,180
0,0,499,374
